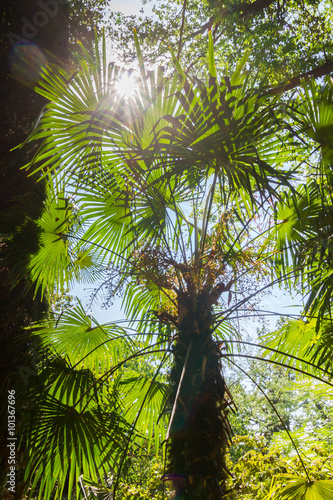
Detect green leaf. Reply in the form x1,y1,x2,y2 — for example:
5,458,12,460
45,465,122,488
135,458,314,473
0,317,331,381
267,475,333,500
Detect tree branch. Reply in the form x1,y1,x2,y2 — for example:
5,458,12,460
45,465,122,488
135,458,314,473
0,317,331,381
191,0,276,38
177,0,187,59
267,60,333,95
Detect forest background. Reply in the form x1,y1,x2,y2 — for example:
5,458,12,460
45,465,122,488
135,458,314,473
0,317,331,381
1,0,333,499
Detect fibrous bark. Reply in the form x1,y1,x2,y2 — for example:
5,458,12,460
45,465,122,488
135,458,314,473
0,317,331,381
165,289,231,499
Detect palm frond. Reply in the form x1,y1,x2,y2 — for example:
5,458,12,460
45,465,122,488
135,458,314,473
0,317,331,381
22,355,128,499
266,475,333,500
33,301,131,374
153,36,295,207
292,77,333,183
119,370,170,454
28,181,75,297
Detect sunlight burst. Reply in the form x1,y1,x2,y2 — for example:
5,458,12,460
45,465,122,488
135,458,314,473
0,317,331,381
115,72,137,98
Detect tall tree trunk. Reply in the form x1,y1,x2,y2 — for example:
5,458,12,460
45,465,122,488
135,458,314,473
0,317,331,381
167,290,230,499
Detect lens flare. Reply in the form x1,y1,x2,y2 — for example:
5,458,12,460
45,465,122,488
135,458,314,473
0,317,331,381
9,43,47,87
115,73,137,98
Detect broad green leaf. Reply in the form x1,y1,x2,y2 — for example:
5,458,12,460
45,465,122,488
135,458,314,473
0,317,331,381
267,475,333,500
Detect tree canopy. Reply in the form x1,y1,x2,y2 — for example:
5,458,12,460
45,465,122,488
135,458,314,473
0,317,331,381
107,0,333,85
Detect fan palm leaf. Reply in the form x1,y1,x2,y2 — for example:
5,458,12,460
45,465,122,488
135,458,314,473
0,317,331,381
23,306,169,499
266,475,333,500
291,77,333,183
22,357,128,500
33,301,131,374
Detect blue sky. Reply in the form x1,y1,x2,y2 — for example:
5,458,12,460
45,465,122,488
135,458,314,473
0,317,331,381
110,0,148,15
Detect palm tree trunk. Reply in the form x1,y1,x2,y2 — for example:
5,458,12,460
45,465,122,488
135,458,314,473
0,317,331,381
166,293,230,499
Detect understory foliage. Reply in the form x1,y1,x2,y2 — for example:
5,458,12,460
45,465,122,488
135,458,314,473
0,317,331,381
225,352,333,499
8,26,333,500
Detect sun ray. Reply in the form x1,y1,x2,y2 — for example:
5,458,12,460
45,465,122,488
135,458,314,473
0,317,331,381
115,72,138,98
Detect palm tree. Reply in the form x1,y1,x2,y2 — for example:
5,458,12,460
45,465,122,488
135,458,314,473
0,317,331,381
20,33,333,499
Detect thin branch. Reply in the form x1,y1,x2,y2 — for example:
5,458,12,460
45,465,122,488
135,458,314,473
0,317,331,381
228,358,312,482
165,341,193,441
224,339,333,378
190,0,276,38
191,16,215,38
222,353,333,388
177,0,187,60
318,454,333,472
76,342,170,411
221,195,272,266
212,269,298,329
113,348,171,496
266,60,333,95
64,233,133,266
200,170,218,254
163,166,188,272
223,312,303,321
